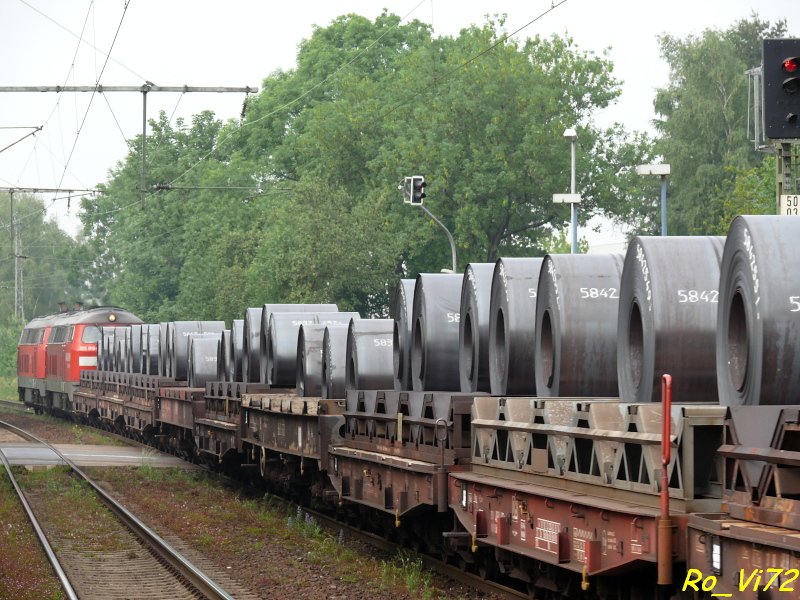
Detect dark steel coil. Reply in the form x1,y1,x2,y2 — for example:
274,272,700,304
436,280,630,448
346,318,394,391
158,322,169,376
98,327,117,371
296,324,327,397
489,257,543,395
392,279,416,391
115,328,129,373
229,319,244,382
259,304,338,384
127,324,143,374
188,333,222,389
268,312,357,387
459,263,495,392
170,321,225,381
143,324,160,375
717,216,800,406
321,325,349,399
617,236,725,403
534,254,624,397
217,329,232,382
242,308,262,383
411,273,463,391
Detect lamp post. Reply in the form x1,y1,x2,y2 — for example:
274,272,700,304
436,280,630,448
553,128,581,254
636,164,671,236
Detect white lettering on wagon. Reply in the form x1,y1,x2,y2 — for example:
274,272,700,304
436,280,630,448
535,518,560,554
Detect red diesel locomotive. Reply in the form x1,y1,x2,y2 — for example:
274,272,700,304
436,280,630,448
17,306,142,412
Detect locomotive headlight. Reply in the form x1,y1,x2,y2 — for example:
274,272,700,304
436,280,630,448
108,313,117,322
461,486,467,509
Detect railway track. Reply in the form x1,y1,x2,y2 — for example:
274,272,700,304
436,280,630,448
2,401,525,598
0,419,235,600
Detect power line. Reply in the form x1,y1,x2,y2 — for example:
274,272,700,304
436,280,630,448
55,1,132,195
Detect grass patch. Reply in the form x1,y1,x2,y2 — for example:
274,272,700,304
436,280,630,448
0,376,18,401
14,466,135,554
380,551,436,599
0,472,64,600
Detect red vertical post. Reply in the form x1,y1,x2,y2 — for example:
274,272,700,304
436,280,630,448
658,374,673,586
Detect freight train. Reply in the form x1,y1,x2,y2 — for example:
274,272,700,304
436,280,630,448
16,215,800,599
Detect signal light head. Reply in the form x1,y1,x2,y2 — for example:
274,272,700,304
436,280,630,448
784,57,799,73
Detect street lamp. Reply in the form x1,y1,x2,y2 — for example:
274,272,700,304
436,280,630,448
399,176,458,272
635,164,671,236
552,127,581,254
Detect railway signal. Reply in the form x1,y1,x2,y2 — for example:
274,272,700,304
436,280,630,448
410,175,426,204
763,38,800,139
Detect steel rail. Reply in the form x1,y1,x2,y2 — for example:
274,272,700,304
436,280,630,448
0,419,233,600
0,442,78,600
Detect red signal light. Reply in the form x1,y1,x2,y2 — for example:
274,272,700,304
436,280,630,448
784,57,799,73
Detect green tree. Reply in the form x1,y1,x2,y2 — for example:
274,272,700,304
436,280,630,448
80,12,657,320
0,193,83,375
654,15,787,234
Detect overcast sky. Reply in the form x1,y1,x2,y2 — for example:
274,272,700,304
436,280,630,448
0,0,796,244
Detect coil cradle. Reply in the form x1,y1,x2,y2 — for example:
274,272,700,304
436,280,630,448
392,278,416,391
459,263,495,393
345,319,394,392
617,236,725,403
488,257,543,395
534,254,624,397
410,273,463,392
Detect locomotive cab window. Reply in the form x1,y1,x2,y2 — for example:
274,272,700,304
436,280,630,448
81,326,101,343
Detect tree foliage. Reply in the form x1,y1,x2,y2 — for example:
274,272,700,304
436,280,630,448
654,15,787,234
0,193,82,375
76,12,654,320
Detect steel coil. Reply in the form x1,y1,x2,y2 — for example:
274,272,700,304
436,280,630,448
217,329,232,382
242,308,262,383
158,322,169,376
296,324,327,397
115,329,130,373
259,304,339,384
617,236,725,403
321,325,349,399
268,312,357,387
127,324,143,373
98,327,117,371
392,279,416,391
459,263,495,392
170,321,225,381
411,273,463,391
489,257,543,395
346,318,394,391
534,254,624,397
717,216,800,405
142,324,159,375
188,333,222,389
229,319,244,382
